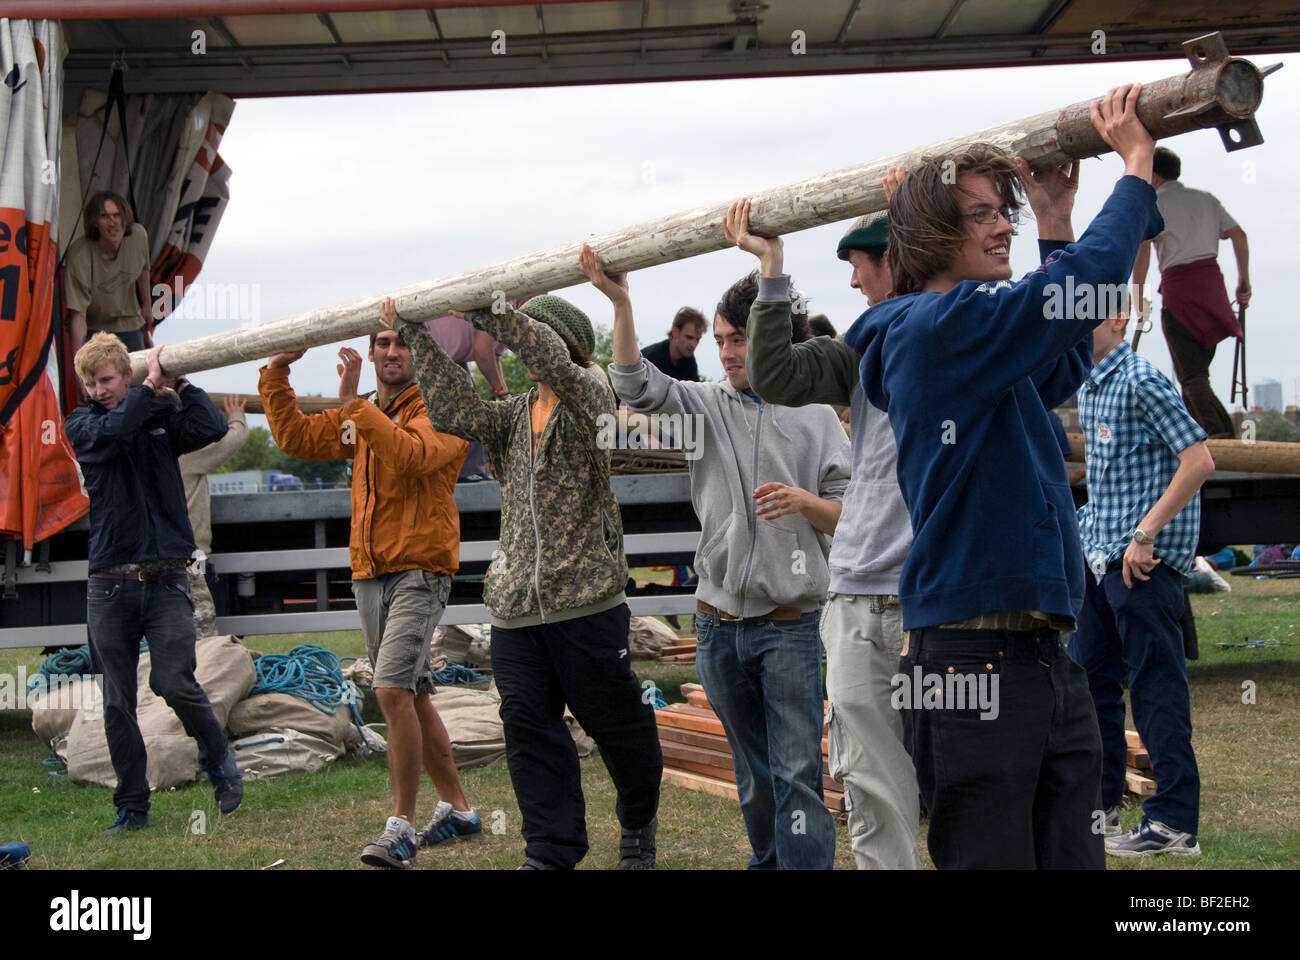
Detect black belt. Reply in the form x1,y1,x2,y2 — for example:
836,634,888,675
697,600,804,623
91,561,188,582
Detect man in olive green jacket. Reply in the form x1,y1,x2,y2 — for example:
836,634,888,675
380,293,662,871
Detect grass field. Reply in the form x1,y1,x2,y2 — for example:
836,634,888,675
1,573,1296,870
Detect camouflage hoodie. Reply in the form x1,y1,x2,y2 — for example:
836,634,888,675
401,305,627,628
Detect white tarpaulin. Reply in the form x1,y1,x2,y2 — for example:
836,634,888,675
74,87,234,336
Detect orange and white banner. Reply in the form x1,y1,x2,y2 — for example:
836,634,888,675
0,18,88,550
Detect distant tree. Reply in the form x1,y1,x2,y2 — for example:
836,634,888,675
273,453,348,485
1244,410,1300,442
219,426,279,472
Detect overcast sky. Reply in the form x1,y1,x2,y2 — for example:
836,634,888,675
153,51,1300,424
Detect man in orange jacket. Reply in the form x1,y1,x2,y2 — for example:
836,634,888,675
260,327,480,869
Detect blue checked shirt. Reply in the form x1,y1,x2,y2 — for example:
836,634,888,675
1076,341,1207,580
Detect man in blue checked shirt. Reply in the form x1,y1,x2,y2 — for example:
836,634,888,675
1070,305,1215,858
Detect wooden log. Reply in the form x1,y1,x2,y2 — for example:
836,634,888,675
684,689,711,709
661,767,844,813
655,652,697,663
654,706,727,737
656,643,697,656
1126,766,1157,797
657,725,733,753
661,767,739,802
208,392,340,416
1126,747,1153,771
1125,730,1145,751
134,40,1271,381
658,722,829,758
1067,433,1300,475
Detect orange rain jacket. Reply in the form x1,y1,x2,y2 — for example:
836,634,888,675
258,366,468,580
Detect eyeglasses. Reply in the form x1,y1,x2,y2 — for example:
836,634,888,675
963,205,1020,226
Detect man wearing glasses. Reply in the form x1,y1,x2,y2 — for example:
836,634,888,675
846,85,1164,868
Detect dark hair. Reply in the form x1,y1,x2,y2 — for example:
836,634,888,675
887,143,1024,296
82,190,136,242
808,314,836,338
370,326,409,351
863,248,886,265
715,270,810,344
1153,147,1181,181
672,306,706,334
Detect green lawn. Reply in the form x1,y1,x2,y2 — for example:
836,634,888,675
1,573,1295,869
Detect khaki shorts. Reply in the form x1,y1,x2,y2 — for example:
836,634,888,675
352,570,452,693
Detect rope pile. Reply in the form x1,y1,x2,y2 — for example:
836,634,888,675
431,663,488,686
249,644,364,726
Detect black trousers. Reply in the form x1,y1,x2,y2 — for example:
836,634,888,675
1161,307,1235,438
492,603,662,868
86,573,229,813
901,626,1104,869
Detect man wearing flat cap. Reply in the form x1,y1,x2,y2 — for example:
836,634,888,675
734,202,922,869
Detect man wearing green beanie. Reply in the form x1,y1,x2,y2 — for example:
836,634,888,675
738,197,922,870
379,291,662,871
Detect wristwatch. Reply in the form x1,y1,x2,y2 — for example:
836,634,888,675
1132,528,1155,545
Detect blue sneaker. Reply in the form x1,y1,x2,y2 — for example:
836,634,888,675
361,816,419,869
102,808,148,836
208,752,243,814
1100,805,1122,838
419,801,482,847
0,842,31,868
1106,819,1201,857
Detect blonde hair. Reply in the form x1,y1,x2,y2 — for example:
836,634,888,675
75,331,131,383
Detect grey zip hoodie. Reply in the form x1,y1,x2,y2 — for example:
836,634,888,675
744,275,912,597
609,351,850,617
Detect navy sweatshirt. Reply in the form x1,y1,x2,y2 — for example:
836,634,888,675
66,383,227,573
843,175,1163,629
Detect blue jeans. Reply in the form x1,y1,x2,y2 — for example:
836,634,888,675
694,610,836,869
86,573,229,813
1069,562,1199,834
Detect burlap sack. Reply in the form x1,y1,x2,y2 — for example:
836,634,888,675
228,692,359,749
30,675,91,744
65,635,256,791
231,729,344,780
434,624,492,670
428,685,507,769
628,615,679,659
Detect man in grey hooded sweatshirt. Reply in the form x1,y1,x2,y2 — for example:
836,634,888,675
733,200,922,870
584,245,850,870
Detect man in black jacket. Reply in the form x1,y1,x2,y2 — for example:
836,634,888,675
65,333,243,835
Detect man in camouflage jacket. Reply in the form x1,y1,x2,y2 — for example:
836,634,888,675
381,293,662,870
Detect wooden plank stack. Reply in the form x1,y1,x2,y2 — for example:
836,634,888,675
657,683,844,816
1125,729,1156,797
655,641,697,663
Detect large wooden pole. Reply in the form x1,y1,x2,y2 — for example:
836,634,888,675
1066,434,1300,475
136,34,1272,382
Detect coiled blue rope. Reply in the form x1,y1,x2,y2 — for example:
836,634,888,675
249,644,364,726
27,646,96,694
431,663,488,686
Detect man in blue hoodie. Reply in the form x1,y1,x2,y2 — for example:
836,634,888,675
844,84,1164,868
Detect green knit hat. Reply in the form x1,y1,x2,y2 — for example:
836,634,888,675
836,211,889,261
519,295,595,359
